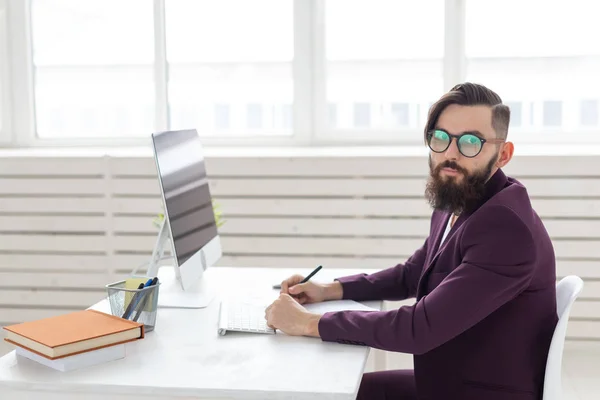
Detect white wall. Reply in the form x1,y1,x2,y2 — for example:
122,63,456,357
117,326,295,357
0,150,599,364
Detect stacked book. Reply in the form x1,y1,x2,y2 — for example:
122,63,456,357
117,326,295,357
2,309,144,371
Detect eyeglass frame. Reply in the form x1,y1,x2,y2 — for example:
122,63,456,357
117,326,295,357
426,128,505,158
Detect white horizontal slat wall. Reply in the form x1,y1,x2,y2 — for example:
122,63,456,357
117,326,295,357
0,157,112,330
0,154,599,347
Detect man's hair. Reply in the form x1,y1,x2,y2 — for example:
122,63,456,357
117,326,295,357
424,82,511,141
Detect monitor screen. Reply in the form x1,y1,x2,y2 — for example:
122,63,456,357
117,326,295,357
151,129,219,267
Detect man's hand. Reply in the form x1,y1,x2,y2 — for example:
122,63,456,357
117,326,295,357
279,274,343,304
265,294,321,337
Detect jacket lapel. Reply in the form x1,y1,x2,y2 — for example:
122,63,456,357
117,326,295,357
426,212,451,267
416,212,450,298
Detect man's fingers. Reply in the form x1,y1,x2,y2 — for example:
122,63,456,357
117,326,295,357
283,275,305,294
265,307,276,330
281,278,297,294
291,293,306,304
289,282,307,295
265,303,273,319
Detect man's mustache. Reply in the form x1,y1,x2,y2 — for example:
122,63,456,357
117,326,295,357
435,161,468,175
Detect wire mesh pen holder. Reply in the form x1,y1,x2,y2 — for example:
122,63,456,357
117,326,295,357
106,278,161,332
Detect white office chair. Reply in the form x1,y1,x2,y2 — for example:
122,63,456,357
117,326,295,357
542,275,584,400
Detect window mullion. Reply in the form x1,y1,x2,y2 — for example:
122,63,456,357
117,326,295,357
0,0,12,144
292,0,314,146
443,0,466,91
311,0,327,143
7,0,35,146
154,0,169,132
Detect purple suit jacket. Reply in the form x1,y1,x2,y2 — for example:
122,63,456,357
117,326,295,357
318,169,558,400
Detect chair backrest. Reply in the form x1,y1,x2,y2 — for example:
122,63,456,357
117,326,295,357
543,275,584,400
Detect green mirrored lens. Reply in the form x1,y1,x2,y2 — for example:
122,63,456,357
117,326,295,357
433,129,448,141
458,134,482,156
429,129,450,152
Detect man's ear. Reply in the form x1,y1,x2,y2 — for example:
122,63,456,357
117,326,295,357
497,141,514,168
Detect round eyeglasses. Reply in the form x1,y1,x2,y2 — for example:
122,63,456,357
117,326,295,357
426,129,504,158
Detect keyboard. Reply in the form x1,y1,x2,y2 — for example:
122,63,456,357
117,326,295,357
218,300,276,335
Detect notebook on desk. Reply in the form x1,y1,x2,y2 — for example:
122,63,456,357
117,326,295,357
3,309,144,360
217,299,376,336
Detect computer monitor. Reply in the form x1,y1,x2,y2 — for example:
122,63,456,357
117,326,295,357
146,129,222,308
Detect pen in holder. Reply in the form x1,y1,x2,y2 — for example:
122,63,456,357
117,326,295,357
106,277,161,332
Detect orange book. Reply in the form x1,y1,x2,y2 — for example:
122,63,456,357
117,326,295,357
3,309,144,360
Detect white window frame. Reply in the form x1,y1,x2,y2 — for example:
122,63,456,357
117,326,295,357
0,0,12,144
3,0,600,148
6,0,35,146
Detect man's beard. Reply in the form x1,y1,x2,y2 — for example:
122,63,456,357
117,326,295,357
425,155,497,215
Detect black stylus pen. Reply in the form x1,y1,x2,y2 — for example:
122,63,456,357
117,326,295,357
273,265,322,289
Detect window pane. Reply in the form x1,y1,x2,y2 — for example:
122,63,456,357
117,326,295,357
166,0,293,135
465,0,600,133
543,101,562,127
391,103,410,127
214,104,231,131
581,100,599,127
281,104,293,130
30,0,155,138
328,103,338,128
353,103,371,128
325,0,444,132
506,101,522,128
247,104,263,129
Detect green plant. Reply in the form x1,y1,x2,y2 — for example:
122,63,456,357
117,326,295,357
212,201,225,228
153,200,225,229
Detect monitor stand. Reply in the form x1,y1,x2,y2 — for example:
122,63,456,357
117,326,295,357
155,266,215,309
142,218,215,309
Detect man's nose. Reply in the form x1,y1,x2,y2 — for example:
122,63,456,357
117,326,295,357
444,138,460,160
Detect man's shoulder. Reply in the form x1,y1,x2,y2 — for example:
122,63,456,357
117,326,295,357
474,176,539,229
490,175,533,214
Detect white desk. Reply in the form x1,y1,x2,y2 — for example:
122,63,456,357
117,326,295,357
0,267,380,400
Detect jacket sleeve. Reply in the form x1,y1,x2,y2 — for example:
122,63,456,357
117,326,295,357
318,205,536,355
334,236,430,302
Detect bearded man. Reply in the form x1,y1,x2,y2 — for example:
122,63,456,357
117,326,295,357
266,82,558,400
